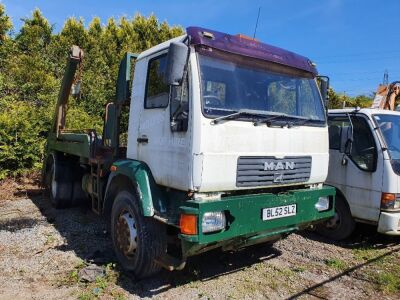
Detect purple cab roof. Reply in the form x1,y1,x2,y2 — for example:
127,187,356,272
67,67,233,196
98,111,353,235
187,26,317,75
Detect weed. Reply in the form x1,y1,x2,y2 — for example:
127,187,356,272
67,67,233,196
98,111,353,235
292,266,306,273
352,246,383,261
376,270,400,294
45,233,56,245
324,258,347,271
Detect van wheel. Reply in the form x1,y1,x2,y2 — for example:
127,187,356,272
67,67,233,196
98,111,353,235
111,190,166,279
316,196,355,240
46,156,73,208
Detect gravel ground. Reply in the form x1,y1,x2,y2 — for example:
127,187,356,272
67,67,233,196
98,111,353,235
1,185,400,300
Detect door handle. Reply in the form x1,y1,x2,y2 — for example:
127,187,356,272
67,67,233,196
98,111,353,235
137,136,149,144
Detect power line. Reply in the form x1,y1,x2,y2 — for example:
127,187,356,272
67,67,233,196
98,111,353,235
326,70,385,76
312,49,400,60
333,76,384,83
317,55,400,64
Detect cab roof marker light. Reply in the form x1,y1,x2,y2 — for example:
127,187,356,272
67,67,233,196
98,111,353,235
202,31,214,39
235,34,259,42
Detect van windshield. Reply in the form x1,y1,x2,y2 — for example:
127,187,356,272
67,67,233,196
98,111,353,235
374,114,400,160
197,48,326,126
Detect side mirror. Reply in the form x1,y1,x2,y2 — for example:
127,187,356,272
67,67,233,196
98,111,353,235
317,76,330,108
340,126,353,155
165,42,189,86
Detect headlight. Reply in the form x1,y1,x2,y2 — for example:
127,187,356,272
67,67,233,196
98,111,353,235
315,196,330,212
381,193,400,210
202,211,226,233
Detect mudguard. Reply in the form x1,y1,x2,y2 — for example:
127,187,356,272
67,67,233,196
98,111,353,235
105,159,166,216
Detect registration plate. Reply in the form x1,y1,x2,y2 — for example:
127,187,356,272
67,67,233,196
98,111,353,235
262,204,297,221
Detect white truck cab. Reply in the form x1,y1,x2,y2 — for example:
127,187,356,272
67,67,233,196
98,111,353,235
319,108,400,239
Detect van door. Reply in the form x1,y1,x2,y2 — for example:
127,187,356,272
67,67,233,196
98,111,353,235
136,52,191,190
327,114,383,222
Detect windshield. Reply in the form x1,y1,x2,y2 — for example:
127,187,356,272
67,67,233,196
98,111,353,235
374,114,400,160
197,49,326,126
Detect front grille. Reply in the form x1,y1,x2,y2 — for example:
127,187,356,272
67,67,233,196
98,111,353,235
236,156,312,187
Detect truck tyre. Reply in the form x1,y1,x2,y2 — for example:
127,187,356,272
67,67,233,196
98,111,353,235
111,190,166,279
47,156,74,209
316,196,355,240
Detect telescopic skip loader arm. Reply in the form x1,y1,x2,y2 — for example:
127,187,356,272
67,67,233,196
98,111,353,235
48,45,138,160
52,46,84,137
44,45,139,213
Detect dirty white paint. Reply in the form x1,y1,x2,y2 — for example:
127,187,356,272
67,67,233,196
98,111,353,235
127,38,331,193
327,108,400,234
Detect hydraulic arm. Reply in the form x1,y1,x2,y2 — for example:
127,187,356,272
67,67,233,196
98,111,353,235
52,45,84,136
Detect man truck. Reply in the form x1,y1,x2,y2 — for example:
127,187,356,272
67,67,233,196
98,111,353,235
43,26,335,278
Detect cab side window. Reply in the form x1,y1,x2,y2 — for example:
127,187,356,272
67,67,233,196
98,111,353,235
350,116,377,171
328,115,377,171
145,54,169,109
328,117,348,150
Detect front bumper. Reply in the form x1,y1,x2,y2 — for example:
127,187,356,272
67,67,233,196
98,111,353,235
378,211,400,235
179,185,335,257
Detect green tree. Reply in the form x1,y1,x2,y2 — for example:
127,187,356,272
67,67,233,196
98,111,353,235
0,8,184,179
0,4,12,42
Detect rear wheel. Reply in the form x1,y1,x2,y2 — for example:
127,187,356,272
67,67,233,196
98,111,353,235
316,196,355,240
46,155,82,208
111,190,166,279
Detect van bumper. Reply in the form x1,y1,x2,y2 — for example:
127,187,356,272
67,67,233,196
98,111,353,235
378,211,400,235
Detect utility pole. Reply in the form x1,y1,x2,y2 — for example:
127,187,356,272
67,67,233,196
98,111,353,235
383,69,389,85
342,91,346,108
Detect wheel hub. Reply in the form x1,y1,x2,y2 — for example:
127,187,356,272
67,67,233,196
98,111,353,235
116,212,137,256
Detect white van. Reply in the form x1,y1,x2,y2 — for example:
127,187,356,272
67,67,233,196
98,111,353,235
317,108,400,239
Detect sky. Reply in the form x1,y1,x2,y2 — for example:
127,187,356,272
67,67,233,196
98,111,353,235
1,0,400,96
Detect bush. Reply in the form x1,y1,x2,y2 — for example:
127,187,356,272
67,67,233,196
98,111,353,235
0,102,47,179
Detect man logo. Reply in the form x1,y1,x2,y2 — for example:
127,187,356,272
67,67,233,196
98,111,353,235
273,173,284,183
264,161,295,171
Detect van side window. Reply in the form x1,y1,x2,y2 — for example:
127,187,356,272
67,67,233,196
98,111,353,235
328,115,377,172
350,116,377,171
145,54,169,109
328,117,348,150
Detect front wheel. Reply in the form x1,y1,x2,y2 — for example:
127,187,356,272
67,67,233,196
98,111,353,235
110,190,166,279
316,196,355,240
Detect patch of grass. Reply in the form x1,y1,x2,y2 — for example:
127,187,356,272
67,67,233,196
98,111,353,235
77,263,124,300
324,258,348,271
375,269,400,294
352,246,383,261
57,260,86,286
292,266,306,273
44,233,56,246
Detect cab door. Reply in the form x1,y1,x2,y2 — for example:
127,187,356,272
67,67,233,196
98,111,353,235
327,114,383,222
136,52,192,190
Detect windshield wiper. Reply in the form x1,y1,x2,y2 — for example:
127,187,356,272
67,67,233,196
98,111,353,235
210,109,260,124
254,112,312,127
210,108,319,127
